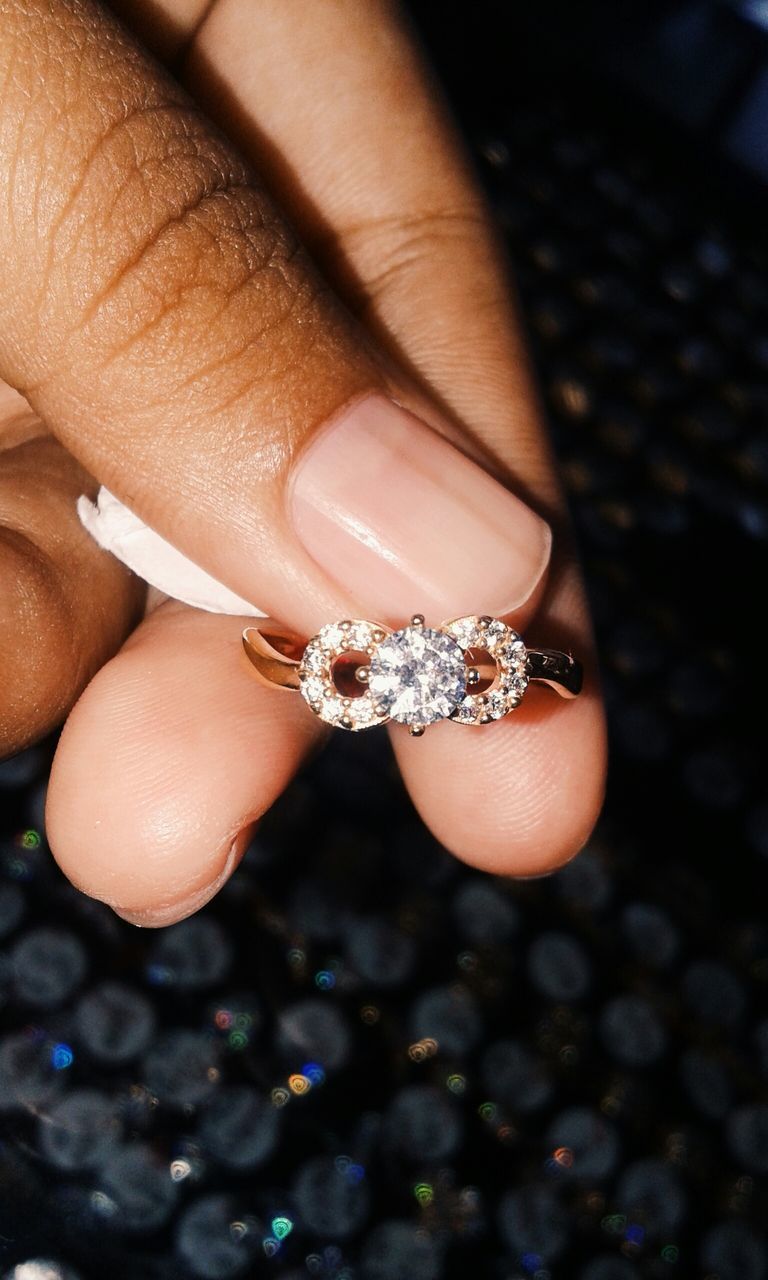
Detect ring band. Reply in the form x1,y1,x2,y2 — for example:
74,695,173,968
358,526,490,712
243,614,582,735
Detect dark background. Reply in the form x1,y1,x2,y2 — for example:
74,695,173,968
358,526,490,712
0,3,765,1278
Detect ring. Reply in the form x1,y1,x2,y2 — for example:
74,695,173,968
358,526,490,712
242,614,582,735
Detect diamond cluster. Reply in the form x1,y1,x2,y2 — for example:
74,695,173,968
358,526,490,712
443,615,528,724
297,620,391,731
297,616,529,733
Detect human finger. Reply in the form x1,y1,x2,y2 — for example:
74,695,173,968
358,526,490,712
0,0,550,639
46,601,323,923
0,384,143,755
170,0,606,871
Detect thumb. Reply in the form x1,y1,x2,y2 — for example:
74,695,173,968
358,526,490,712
0,0,549,634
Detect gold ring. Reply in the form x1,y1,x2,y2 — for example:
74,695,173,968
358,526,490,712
242,614,582,736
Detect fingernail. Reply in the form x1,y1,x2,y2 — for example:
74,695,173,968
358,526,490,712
289,394,551,620
113,833,245,928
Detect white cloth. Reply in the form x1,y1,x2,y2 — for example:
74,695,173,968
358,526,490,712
77,486,265,617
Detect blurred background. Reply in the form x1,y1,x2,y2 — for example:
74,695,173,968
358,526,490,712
0,2,765,1277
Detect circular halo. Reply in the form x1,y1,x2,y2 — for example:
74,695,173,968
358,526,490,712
298,620,391,731
443,615,529,724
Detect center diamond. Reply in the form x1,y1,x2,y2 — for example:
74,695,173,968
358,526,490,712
368,625,467,726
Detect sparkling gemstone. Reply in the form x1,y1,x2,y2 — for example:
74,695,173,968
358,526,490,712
443,615,528,724
298,620,391,731
367,625,466,725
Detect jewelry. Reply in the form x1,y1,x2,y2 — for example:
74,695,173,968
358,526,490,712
243,614,582,735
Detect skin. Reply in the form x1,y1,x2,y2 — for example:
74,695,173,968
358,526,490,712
0,0,606,924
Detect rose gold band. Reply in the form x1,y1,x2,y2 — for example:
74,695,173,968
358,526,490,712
242,615,582,735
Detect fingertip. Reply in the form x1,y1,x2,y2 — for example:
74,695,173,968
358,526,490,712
393,687,607,878
112,823,255,927
45,606,320,919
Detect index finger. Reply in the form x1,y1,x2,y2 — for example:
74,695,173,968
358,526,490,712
0,0,550,636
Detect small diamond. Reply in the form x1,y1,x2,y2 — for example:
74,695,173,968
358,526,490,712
448,616,476,647
502,640,526,666
316,622,346,651
344,622,375,651
315,693,345,723
300,675,327,704
368,626,466,726
301,646,327,675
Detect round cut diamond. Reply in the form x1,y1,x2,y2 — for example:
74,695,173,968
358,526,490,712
368,625,466,726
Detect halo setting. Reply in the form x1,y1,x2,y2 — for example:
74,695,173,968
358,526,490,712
297,619,391,731
246,613,582,733
443,615,529,724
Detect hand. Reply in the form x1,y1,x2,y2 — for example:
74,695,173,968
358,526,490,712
0,0,606,924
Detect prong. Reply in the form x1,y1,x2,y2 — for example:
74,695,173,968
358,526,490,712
410,614,425,628
466,667,481,686
355,665,370,685
409,723,426,737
